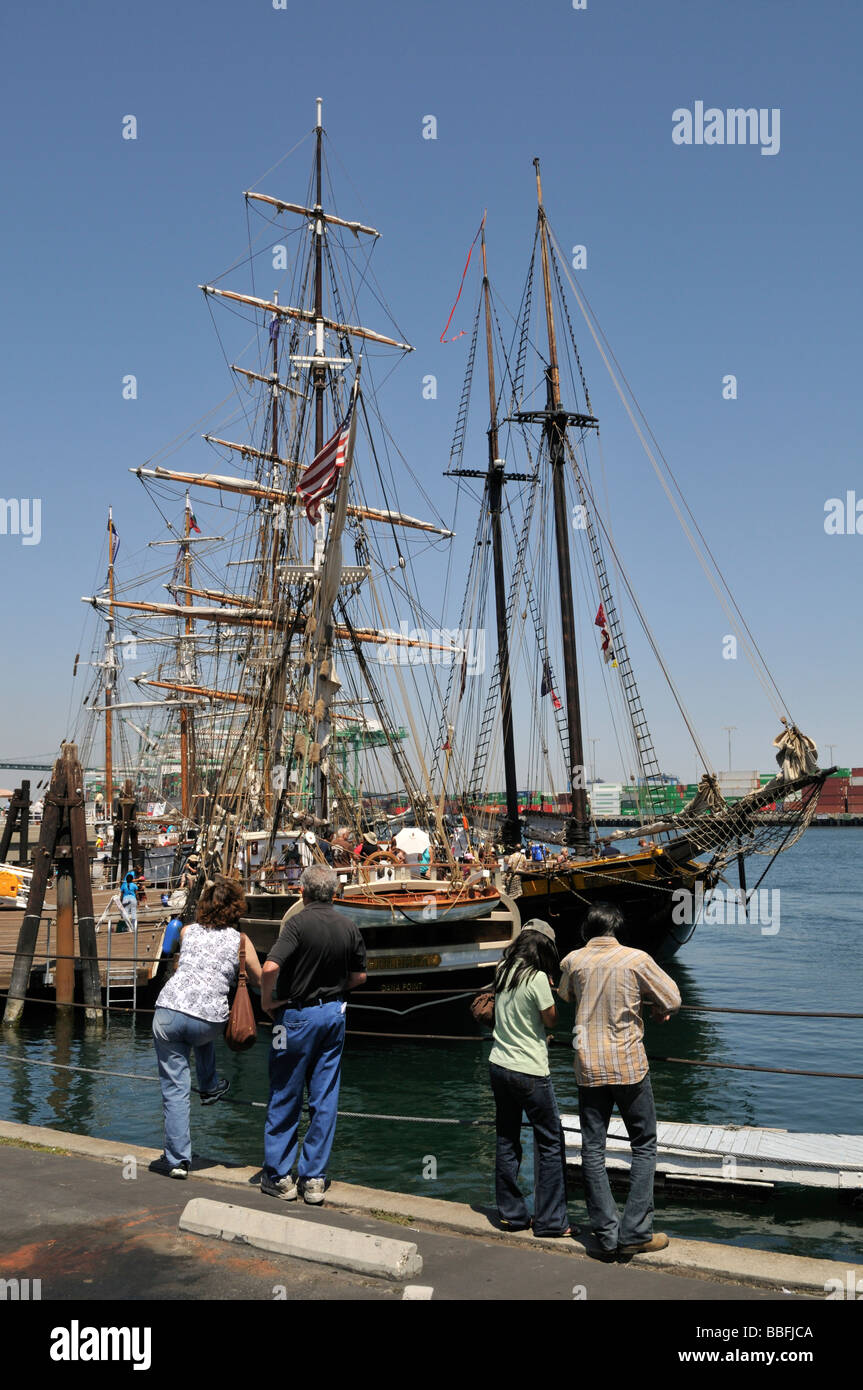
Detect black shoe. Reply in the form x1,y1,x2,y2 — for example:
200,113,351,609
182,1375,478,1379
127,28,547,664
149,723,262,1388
585,1242,618,1263
153,1155,190,1180
499,1219,531,1232
200,1078,230,1105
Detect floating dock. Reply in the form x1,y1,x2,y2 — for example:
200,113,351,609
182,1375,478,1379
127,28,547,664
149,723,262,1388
562,1115,863,1191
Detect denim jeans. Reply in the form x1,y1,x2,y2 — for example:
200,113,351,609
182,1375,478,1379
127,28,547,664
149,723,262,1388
152,1007,223,1167
489,1062,568,1235
578,1073,657,1250
118,897,137,931
264,1000,346,1183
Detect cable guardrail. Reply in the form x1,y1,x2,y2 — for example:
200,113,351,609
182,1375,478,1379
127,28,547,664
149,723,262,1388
1,1053,863,1172
1,989,861,1077
1,960,862,1019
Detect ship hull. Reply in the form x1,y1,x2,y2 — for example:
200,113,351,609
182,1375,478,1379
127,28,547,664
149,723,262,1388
514,847,716,961
239,880,519,1035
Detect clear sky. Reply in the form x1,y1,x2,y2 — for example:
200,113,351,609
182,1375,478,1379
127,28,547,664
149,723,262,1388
1,0,861,790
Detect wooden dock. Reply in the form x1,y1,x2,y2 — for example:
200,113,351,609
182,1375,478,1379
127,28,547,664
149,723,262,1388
0,887,166,994
562,1115,863,1191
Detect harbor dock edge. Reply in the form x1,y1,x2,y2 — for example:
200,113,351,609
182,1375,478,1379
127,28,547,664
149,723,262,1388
0,1119,858,1297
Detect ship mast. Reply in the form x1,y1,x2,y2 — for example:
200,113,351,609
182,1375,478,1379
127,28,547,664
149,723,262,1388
312,98,329,821
313,97,325,458
104,506,115,822
262,290,281,820
178,494,194,819
480,227,522,849
533,159,591,852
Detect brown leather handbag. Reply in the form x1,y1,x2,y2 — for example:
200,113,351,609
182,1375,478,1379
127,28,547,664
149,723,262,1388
470,986,495,1026
225,935,257,1051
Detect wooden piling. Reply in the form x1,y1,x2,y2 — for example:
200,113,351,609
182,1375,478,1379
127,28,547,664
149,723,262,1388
2,743,105,1028
0,780,31,865
54,863,75,1008
2,769,63,1027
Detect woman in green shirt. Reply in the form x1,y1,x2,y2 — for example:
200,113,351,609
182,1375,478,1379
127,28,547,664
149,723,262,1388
488,920,569,1237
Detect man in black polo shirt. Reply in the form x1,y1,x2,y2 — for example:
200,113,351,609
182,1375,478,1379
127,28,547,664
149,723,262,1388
260,864,366,1205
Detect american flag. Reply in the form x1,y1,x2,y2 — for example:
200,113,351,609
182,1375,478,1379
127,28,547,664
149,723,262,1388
298,411,352,524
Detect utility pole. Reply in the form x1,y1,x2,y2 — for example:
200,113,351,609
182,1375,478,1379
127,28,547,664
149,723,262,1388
589,738,600,787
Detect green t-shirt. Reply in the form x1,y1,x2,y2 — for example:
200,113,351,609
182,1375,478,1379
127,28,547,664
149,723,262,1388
488,969,553,1076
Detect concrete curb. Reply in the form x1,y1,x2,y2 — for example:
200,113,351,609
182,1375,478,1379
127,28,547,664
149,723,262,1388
179,1196,423,1280
0,1119,859,1295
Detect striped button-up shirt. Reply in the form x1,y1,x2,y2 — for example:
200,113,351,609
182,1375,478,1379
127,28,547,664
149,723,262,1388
558,937,681,1087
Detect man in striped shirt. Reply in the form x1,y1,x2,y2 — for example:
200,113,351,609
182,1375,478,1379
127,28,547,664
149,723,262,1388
558,902,681,1258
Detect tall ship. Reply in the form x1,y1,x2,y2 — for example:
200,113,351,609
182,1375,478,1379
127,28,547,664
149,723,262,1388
63,108,829,1036
74,101,521,1030
428,162,828,959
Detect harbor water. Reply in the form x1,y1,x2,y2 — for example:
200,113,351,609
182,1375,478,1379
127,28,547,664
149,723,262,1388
0,827,860,1263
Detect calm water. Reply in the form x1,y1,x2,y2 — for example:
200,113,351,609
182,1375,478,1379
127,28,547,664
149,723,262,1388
1,827,861,1262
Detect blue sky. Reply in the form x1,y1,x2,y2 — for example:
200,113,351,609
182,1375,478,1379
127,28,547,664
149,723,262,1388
1,0,861,789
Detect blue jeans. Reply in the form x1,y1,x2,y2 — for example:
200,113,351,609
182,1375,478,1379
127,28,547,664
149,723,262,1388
264,1000,346,1183
489,1062,569,1235
152,1007,223,1167
578,1074,657,1250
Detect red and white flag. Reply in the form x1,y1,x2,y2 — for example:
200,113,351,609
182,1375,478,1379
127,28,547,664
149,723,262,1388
298,412,352,524
595,602,617,666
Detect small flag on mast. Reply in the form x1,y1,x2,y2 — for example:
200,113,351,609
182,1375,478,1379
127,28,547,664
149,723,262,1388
269,315,280,344
541,659,562,711
298,408,353,525
595,603,617,667
108,519,120,564
186,498,201,534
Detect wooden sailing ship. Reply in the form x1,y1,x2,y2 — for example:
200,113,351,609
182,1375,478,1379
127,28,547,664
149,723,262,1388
432,161,828,960
72,100,521,1028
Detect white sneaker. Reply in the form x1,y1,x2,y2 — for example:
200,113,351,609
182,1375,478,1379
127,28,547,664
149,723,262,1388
302,1177,326,1205
261,1174,298,1201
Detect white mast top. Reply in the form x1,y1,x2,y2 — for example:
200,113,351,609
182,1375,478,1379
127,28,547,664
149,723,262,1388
316,97,322,130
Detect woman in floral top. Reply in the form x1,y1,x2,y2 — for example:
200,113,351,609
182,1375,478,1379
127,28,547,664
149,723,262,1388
152,878,263,1178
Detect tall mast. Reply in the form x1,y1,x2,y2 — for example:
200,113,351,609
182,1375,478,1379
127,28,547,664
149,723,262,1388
314,97,325,457
262,290,281,821
481,225,521,849
312,96,328,821
105,506,115,820
179,494,193,819
533,158,590,852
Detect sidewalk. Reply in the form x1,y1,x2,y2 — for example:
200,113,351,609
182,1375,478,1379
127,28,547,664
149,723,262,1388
0,1120,857,1301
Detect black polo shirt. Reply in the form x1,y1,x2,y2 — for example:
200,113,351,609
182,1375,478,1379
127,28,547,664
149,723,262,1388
267,902,367,1004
